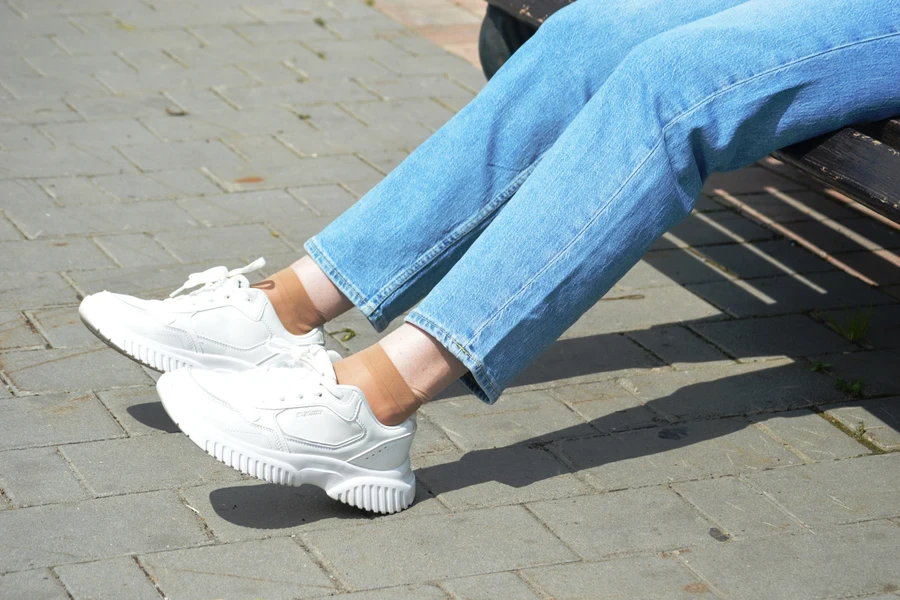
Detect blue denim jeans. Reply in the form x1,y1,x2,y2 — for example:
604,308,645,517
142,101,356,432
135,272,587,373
307,0,900,403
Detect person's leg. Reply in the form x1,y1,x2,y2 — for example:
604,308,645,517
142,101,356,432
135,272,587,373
304,0,747,331
401,0,900,403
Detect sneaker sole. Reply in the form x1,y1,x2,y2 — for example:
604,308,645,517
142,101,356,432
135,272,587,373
157,375,416,515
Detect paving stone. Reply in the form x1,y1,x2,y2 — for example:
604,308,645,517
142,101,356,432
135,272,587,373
634,249,734,287
140,537,336,599
93,233,179,267
1,75,111,99
0,238,114,271
142,108,304,141
421,389,592,451
68,93,197,122
331,584,450,599
511,333,662,390
154,224,291,262
655,211,776,249
551,418,800,492
358,75,474,102
695,239,836,279
627,326,733,370
833,249,900,287
97,66,255,94
823,397,900,452
206,154,381,192
441,572,540,600
711,190,858,222
220,80,374,109
179,478,444,543
95,386,176,436
303,505,577,589
0,98,81,125
222,135,304,167
0,311,45,350
0,392,124,451
37,177,117,206
743,454,900,527
686,270,895,318
755,409,869,461
0,272,80,311
0,146,132,180
619,359,844,420
777,218,900,253
233,22,337,44
0,447,89,507
6,201,198,238
410,414,457,457
92,170,220,201
816,350,900,398
117,139,248,172
0,491,209,572
618,253,724,288
62,434,242,496
178,190,313,227
0,124,54,152
40,120,159,149
546,380,665,433
560,285,723,338
288,184,372,216
0,570,67,600
415,446,590,510
701,167,809,195
523,555,711,599
298,56,400,83
690,315,855,362
0,214,23,241
682,520,900,600
673,476,802,541
528,487,714,559
54,557,160,600
0,347,152,393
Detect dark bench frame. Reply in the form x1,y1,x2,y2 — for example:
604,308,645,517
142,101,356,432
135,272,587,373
480,0,900,224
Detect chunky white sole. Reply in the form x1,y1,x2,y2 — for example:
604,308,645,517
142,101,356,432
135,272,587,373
157,375,417,515
80,299,258,373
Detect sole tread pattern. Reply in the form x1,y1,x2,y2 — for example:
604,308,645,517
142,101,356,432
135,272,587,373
198,438,410,514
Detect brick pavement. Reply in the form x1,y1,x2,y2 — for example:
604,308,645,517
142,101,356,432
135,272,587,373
1,0,899,598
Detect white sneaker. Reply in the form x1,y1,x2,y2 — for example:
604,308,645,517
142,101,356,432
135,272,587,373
79,258,323,372
156,344,417,514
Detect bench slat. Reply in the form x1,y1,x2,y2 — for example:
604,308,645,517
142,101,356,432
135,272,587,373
774,127,900,222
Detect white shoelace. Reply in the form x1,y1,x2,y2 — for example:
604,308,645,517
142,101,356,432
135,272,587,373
164,257,267,307
265,339,340,400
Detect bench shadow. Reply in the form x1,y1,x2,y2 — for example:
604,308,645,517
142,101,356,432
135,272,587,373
194,176,898,528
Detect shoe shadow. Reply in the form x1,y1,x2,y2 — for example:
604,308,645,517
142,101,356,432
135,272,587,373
126,402,179,433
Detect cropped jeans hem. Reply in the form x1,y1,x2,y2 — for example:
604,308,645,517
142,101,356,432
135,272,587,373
405,311,499,404
304,238,391,332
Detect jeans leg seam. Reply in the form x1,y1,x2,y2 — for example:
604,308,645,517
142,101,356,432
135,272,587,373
364,160,542,317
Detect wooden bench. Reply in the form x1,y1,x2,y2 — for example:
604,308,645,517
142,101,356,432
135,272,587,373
479,1,900,224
